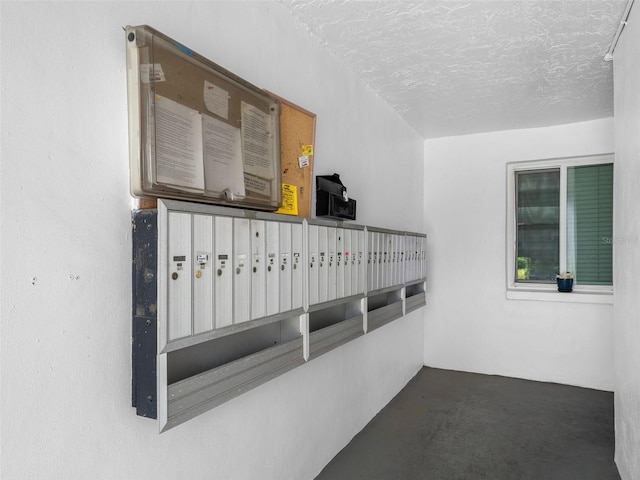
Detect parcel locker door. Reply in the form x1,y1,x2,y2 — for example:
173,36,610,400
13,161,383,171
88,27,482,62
408,235,417,283
192,214,214,335
328,227,338,301
265,220,280,316
396,234,405,286
251,220,266,320
350,229,359,295
291,223,304,310
391,234,399,287
388,234,396,288
279,222,292,313
420,236,427,280
378,232,385,289
167,211,192,342
375,231,382,291
384,233,391,288
367,230,374,293
214,216,233,328
372,231,381,291
392,234,399,287
403,234,410,283
318,226,329,303
414,236,421,282
356,229,365,295
308,224,319,306
381,232,390,289
405,235,413,283
343,229,352,298
335,228,345,300
233,218,251,324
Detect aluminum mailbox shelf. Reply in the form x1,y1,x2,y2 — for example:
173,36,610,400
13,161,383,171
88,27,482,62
162,335,304,432
366,286,404,333
307,295,365,360
405,279,427,314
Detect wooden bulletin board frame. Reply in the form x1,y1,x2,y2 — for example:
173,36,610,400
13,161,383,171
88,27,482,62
269,94,316,218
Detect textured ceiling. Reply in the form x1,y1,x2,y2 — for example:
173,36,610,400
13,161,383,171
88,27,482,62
280,0,628,138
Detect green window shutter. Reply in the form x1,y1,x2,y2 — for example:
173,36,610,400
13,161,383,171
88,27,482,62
567,164,613,285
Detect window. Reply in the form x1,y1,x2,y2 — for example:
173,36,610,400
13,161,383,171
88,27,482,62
507,155,613,293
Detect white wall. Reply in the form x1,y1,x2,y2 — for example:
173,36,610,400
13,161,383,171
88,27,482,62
423,118,615,391
613,2,640,478
0,2,425,479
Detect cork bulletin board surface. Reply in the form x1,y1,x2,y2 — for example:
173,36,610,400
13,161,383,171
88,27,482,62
135,95,316,214
271,94,316,218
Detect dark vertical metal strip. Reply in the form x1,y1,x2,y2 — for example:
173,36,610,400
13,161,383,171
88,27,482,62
131,209,158,419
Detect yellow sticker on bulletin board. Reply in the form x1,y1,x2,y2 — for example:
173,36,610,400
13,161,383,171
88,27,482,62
277,183,299,216
302,144,314,156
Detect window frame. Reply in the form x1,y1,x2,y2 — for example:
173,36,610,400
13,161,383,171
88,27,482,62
506,154,614,302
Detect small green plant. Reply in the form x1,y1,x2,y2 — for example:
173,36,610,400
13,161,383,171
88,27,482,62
517,257,531,280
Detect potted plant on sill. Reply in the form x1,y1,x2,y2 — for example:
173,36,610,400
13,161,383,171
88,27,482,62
556,272,573,292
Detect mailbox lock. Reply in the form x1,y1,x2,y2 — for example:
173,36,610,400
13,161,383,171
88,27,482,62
267,265,272,272
217,269,223,276
236,267,241,275
171,272,178,280
195,270,202,279
281,265,285,271
253,266,257,273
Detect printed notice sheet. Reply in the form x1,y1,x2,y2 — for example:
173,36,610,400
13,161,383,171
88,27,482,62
276,183,298,215
204,80,229,120
241,102,275,181
154,95,204,191
244,173,271,197
202,114,245,197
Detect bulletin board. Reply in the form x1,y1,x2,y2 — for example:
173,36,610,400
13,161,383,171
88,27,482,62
271,94,316,218
126,25,282,211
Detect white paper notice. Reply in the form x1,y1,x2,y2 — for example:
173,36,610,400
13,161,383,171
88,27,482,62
140,64,166,83
202,114,245,197
204,80,229,120
298,155,310,168
244,172,271,196
241,102,274,180
154,95,204,191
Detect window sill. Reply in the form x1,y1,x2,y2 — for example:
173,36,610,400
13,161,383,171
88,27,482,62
506,285,613,304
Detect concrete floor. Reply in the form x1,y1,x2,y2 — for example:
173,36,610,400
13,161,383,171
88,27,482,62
316,367,620,480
